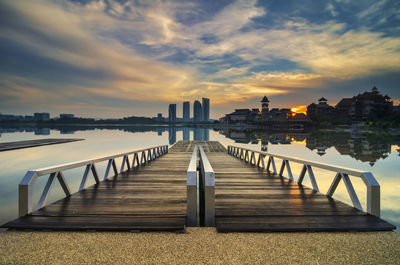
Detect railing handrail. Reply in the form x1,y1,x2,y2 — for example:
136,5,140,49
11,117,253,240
227,145,380,217
187,145,198,186
19,144,169,216
228,145,372,179
198,145,215,226
27,145,168,177
186,145,199,226
199,146,215,187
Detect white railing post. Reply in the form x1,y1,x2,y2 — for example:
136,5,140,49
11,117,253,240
19,171,37,216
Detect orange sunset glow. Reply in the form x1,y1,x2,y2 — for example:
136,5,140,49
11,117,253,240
290,105,307,116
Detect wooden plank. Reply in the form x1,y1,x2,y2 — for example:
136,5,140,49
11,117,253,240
2,141,192,232
207,146,396,232
5,216,185,231
3,140,396,233
0,138,84,152
216,215,395,232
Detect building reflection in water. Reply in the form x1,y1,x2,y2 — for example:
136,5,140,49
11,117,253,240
34,128,50,135
193,128,209,141
166,127,210,145
183,128,190,141
1,125,398,164
218,128,399,164
168,127,177,145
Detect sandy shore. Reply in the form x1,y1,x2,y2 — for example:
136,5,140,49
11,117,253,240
1,228,400,264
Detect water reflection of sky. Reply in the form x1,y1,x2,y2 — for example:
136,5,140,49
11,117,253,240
0,126,399,232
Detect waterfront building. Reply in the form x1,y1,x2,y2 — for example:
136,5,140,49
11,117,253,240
350,86,393,120
336,98,353,116
202,98,210,121
60,114,74,119
183,101,190,121
157,113,163,122
220,109,252,124
34,112,50,121
24,115,34,121
193,100,202,122
0,114,23,121
168,104,176,123
307,97,336,121
335,86,393,121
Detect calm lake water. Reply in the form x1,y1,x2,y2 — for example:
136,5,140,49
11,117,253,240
0,126,399,231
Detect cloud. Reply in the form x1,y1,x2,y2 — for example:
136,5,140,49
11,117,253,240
326,3,338,17
0,0,199,106
115,0,400,82
0,0,399,118
357,0,387,19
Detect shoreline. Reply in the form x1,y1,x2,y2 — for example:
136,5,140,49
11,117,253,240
1,228,399,264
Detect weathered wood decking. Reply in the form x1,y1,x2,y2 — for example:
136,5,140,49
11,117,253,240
3,143,191,232
2,141,395,232
0,138,84,152
199,142,395,232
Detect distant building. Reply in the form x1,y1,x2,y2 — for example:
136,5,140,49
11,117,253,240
60,114,74,119
34,112,50,121
193,100,202,122
0,114,22,121
307,97,336,121
157,113,163,122
336,98,353,116
183,101,190,121
336,86,393,121
250,108,260,119
24,115,34,121
168,104,176,123
202,98,210,121
350,86,393,120
220,109,252,124
267,108,291,120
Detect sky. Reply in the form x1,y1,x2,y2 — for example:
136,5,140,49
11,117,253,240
0,0,399,119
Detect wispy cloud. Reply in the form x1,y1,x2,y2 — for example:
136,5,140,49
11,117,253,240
0,0,399,118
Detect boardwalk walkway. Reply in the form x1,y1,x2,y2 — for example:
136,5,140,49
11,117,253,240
2,141,395,232
199,142,395,232
3,143,192,232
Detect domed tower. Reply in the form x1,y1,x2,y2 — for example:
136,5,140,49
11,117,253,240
261,96,269,114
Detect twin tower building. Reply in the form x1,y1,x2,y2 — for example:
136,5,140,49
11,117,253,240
168,98,210,123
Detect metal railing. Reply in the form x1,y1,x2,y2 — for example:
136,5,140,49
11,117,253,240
186,145,198,226
19,145,169,216
227,145,380,217
198,145,215,226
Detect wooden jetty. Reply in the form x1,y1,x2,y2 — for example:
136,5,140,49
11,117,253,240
208,147,394,232
3,144,189,232
0,138,84,152
2,141,396,232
